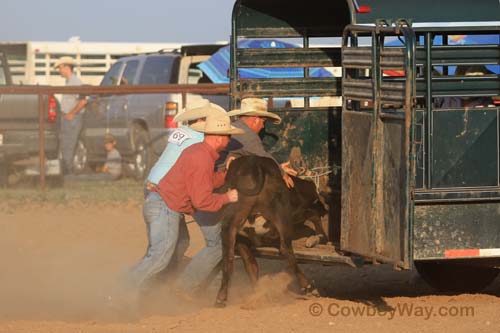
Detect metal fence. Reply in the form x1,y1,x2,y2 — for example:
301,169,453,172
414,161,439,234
0,83,230,189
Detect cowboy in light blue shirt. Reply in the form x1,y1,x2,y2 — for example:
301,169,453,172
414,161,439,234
147,125,204,184
148,100,228,185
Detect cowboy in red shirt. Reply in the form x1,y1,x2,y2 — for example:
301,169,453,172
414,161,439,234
157,114,243,213
127,109,243,299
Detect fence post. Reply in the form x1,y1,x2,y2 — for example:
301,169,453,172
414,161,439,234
38,92,46,190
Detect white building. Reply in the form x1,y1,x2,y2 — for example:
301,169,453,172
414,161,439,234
0,37,183,85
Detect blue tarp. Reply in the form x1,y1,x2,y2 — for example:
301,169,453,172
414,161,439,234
198,39,333,83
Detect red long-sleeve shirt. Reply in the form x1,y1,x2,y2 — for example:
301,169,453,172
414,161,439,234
157,142,229,214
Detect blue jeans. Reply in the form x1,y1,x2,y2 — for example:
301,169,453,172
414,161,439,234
60,114,82,173
128,191,181,291
142,186,190,271
176,211,222,292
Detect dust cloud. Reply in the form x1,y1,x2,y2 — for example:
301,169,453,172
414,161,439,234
0,204,202,321
2,204,500,332
0,204,290,322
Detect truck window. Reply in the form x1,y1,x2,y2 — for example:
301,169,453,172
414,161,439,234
188,68,203,84
121,60,139,85
101,62,123,86
138,56,177,85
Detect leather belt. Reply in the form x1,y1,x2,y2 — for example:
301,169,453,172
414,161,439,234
145,181,159,192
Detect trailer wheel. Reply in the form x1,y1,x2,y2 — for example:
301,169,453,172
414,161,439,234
414,261,499,293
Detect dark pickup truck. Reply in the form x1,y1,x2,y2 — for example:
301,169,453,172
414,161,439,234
78,44,229,179
0,49,62,186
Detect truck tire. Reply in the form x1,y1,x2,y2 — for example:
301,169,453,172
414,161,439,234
132,125,152,180
414,261,499,293
72,137,89,174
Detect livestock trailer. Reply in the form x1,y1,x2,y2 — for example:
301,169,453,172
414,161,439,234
229,0,500,291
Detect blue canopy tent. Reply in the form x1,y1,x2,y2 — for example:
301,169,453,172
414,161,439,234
198,39,333,83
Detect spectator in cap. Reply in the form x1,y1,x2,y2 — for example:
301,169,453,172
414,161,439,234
54,56,87,174
100,134,122,180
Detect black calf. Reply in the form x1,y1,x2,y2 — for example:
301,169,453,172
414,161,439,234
215,155,326,306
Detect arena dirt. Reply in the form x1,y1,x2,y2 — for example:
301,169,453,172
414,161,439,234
0,204,499,332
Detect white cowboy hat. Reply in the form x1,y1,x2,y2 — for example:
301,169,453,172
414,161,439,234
227,98,281,124
174,100,227,122
190,114,244,135
53,56,75,70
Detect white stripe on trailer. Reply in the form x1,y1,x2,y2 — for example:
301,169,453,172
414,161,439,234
356,21,500,28
412,21,500,28
479,248,500,257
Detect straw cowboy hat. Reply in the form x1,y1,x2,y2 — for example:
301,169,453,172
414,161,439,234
227,98,281,124
190,114,244,135
53,56,75,70
174,99,227,123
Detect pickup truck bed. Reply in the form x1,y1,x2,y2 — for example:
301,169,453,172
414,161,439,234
0,49,62,186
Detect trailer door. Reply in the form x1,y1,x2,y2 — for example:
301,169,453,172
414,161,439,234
340,24,417,269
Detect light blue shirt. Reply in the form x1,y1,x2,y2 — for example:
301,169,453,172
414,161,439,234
147,126,204,184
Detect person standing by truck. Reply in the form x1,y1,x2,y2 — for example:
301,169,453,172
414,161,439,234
54,56,87,174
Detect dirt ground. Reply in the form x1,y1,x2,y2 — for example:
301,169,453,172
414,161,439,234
0,203,499,333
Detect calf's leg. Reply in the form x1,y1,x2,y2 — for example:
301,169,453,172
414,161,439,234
267,210,319,296
215,203,254,307
310,216,328,243
236,236,259,286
